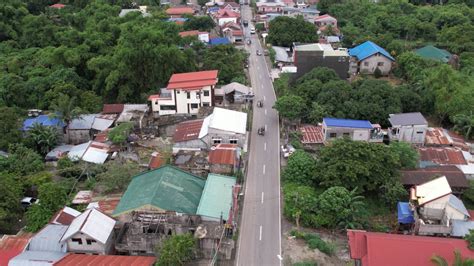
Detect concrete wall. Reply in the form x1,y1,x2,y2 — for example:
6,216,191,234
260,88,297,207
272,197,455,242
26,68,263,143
358,54,393,75
322,126,370,142
218,17,238,26
390,125,427,144
66,129,92,144
66,232,114,255
202,128,246,147
210,164,234,175
173,139,208,154
292,50,350,80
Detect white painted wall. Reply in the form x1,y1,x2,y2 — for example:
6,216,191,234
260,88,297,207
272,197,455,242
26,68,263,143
353,129,370,141
359,54,393,75
199,33,210,43
218,17,238,26
391,125,427,144
66,232,113,255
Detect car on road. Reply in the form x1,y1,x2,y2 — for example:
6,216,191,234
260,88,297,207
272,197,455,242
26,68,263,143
246,39,251,45
256,50,262,56
243,20,249,27
250,27,256,34
21,197,39,209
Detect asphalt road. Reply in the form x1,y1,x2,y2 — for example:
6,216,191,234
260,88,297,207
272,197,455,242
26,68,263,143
236,5,282,266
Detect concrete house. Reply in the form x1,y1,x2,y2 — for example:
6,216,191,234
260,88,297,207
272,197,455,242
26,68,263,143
215,9,240,26
292,43,350,80
179,30,210,43
60,208,116,255
281,7,320,23
349,41,395,75
218,82,253,103
322,118,383,142
199,107,248,148
221,22,243,43
314,14,337,29
165,6,194,18
149,70,218,116
221,2,240,12
66,114,115,144
422,194,470,222
388,112,428,145
256,0,286,13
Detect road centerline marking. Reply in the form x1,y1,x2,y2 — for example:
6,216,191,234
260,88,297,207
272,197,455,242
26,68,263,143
259,225,262,241
261,192,264,204
264,142,266,150
263,164,266,174
265,109,267,115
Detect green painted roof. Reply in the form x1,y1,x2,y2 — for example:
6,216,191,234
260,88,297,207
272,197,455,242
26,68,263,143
196,174,236,221
113,165,206,216
415,45,452,63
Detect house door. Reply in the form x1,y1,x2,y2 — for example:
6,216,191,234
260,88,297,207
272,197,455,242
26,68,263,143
187,104,190,114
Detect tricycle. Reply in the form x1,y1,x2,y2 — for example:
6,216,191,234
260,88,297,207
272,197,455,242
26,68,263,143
257,100,263,108
257,127,265,136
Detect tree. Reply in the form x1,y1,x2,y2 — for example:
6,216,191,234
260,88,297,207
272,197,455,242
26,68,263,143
315,139,400,194
282,150,317,185
50,93,83,127
26,123,59,155
96,161,140,193
0,172,23,232
108,122,133,145
183,16,215,31
25,204,53,232
273,95,306,121
464,229,474,250
201,45,246,84
283,183,319,228
156,233,196,266
296,67,340,85
389,142,419,169
431,250,474,266
267,16,318,47
308,103,330,124
316,186,366,229
453,112,474,140
0,144,44,176
0,107,22,151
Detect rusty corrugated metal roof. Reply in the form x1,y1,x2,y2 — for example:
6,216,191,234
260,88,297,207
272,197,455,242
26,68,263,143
300,125,324,144
400,166,469,189
209,144,238,165
425,127,452,146
173,119,204,142
419,147,467,165
102,104,124,114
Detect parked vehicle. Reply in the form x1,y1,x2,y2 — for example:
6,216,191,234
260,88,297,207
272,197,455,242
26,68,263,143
21,197,39,209
257,100,263,107
256,50,262,56
257,127,265,136
247,39,251,45
250,27,256,34
281,144,296,158
243,20,249,27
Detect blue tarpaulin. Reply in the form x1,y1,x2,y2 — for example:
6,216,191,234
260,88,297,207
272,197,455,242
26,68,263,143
397,202,415,224
23,115,64,131
209,37,231,46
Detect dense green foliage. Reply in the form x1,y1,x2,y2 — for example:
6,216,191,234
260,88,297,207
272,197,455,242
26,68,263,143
273,95,306,121
183,15,215,31
0,173,23,231
290,230,335,256
267,16,318,47
389,142,419,169
25,123,59,155
465,229,474,250
96,161,140,193
283,183,319,227
0,107,22,150
282,151,316,185
201,45,246,84
156,233,196,266
0,144,44,176
108,122,133,144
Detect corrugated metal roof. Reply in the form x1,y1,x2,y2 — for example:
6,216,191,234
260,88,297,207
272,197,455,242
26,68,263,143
388,112,427,126
347,230,474,266
67,114,96,130
323,118,373,129
272,46,292,63
400,166,469,189
425,127,453,146
102,104,124,114
197,174,236,220
45,145,74,161
199,108,247,138
221,82,252,95
72,190,93,204
10,251,67,266
54,254,156,266
92,117,115,131
209,144,238,165
415,45,452,63
413,176,452,205
61,208,116,244
300,125,324,144
113,165,206,216
28,224,68,252
173,119,204,142
0,235,31,266
419,147,467,165
448,194,469,217
149,152,164,169
451,220,474,237
116,104,148,123
166,6,194,15
349,40,395,61
50,207,81,225
209,37,231,46
167,70,218,90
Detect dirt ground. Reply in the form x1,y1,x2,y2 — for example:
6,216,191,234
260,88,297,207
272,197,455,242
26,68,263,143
281,217,352,266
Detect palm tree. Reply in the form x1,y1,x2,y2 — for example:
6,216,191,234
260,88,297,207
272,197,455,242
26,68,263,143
453,112,474,140
431,250,474,266
50,94,83,128
339,187,366,229
27,124,59,155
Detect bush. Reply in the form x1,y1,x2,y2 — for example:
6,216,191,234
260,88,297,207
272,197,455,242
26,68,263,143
291,231,335,256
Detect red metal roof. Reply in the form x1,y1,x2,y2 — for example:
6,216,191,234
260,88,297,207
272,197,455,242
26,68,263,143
419,147,467,165
54,254,156,266
98,198,120,215
167,70,218,90
0,235,31,266
173,119,204,142
300,125,324,144
425,127,452,146
400,165,469,189
102,104,124,114
216,9,240,18
149,152,164,169
314,14,336,21
50,208,77,225
50,3,65,8
94,130,109,143
209,144,238,165
166,7,194,15
179,30,199,37
347,230,474,266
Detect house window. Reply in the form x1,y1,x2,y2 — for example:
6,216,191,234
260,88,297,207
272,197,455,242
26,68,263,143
203,90,210,96
213,138,222,144
329,133,337,138
177,91,180,94
202,102,210,107
191,103,199,109
416,131,424,134
196,92,200,99
377,62,384,66
343,133,350,138
71,238,83,245
160,105,176,111
86,239,96,245
363,62,369,66
187,92,190,99
230,139,238,144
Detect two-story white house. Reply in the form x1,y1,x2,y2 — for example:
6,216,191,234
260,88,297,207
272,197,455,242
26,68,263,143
349,41,395,75
149,70,219,116
388,112,428,145
322,117,383,142
60,208,116,255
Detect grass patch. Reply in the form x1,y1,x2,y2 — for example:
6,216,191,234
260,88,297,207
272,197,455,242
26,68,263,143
364,195,396,232
293,262,318,266
290,230,336,256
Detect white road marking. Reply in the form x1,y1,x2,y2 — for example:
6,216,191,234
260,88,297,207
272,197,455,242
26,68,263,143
265,109,267,115
264,95,266,101
264,142,266,150
259,225,263,241
263,164,266,174
261,192,264,203
265,124,267,131
277,255,283,261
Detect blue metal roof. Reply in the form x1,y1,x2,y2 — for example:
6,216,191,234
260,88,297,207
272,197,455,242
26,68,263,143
397,202,415,224
349,41,395,61
209,37,231,46
166,18,189,22
23,115,65,131
323,118,373,129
